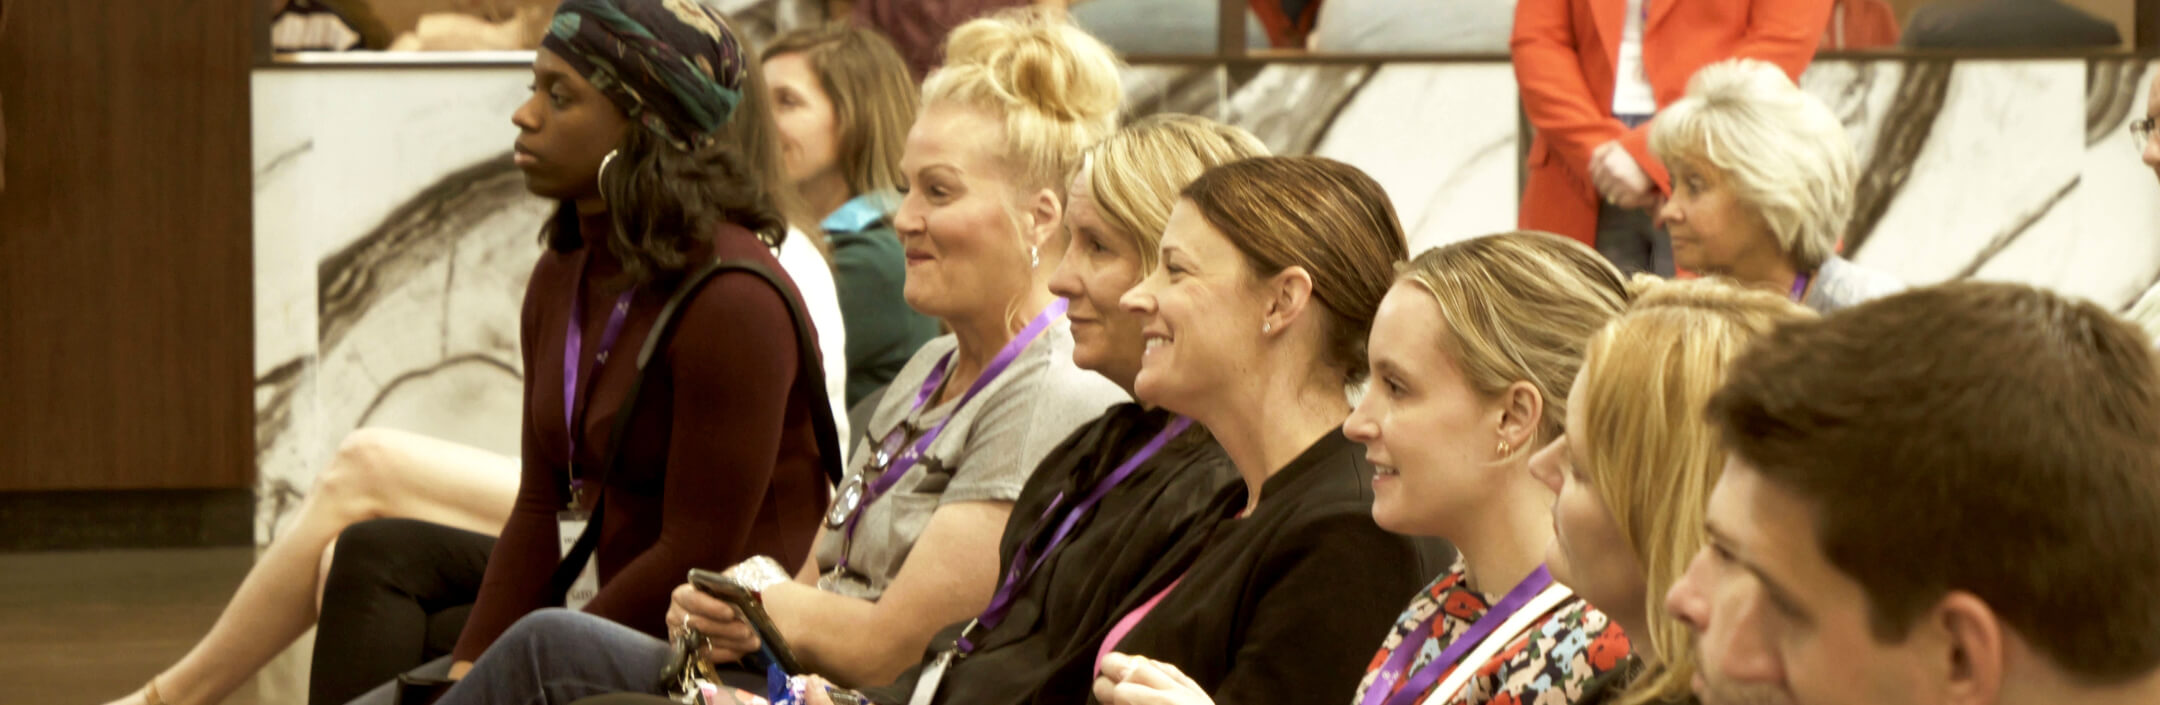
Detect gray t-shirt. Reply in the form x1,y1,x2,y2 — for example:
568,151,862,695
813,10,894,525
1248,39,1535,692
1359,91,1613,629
812,315,1128,600
1803,255,1905,314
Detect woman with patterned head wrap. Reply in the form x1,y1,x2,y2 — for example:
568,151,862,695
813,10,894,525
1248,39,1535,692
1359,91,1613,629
296,2,842,703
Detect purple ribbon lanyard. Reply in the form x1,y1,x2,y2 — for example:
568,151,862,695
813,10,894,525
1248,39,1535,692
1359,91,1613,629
832,299,1070,571
1789,272,1811,303
562,282,636,508
957,416,1195,654
1360,565,1556,705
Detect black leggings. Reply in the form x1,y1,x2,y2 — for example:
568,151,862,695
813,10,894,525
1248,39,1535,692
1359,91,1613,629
310,518,496,705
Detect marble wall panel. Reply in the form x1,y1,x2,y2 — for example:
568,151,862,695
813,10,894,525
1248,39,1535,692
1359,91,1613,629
252,68,544,543
1306,63,1521,253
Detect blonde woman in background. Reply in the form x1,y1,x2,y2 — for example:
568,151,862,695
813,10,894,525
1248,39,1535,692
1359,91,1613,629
1649,59,1901,314
1528,278,1811,705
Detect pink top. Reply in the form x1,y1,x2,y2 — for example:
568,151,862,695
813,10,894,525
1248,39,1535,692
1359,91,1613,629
1095,575,1186,676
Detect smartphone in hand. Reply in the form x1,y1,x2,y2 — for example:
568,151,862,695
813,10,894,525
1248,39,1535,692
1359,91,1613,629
687,567,807,675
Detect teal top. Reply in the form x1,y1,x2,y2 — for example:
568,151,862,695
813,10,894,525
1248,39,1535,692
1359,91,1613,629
825,192,941,407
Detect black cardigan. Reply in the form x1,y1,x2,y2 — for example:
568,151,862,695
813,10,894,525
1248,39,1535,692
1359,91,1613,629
1103,428,1455,705
863,403,1236,705
869,415,1453,705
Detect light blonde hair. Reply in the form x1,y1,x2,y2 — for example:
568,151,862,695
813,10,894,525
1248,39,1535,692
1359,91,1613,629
922,8,1124,196
1650,59,1854,271
1396,232,1630,454
762,23,917,199
1575,277,1813,705
1085,115,1269,273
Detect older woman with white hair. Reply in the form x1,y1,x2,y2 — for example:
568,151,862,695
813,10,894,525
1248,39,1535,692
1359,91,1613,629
1650,58,1902,313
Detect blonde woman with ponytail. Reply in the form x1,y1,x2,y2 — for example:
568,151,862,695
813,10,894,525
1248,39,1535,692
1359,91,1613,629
1527,278,1812,705
431,9,1131,703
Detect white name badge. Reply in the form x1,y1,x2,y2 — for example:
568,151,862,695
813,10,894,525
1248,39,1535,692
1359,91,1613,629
557,510,601,611
906,649,955,705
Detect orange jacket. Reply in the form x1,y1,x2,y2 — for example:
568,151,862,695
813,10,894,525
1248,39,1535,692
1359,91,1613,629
1511,0,1831,246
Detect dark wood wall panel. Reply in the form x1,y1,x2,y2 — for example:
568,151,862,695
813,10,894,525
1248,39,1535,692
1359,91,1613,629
0,0,254,490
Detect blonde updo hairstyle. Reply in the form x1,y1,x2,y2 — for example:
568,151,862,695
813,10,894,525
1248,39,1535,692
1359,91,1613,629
1084,114,1270,272
922,9,1124,199
1574,277,1813,705
1395,231,1631,458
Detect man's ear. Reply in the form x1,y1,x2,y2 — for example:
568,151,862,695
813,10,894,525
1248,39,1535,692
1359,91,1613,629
1934,591,2004,705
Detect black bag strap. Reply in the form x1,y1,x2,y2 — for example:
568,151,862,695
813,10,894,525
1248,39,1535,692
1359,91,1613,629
548,257,846,604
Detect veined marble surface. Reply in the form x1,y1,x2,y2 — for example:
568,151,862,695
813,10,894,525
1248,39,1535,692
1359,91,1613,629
252,68,544,543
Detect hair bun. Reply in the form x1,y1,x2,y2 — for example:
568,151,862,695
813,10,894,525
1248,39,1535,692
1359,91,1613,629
937,9,1122,126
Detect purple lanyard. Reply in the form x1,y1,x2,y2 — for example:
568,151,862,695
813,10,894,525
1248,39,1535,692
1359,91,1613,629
832,299,1069,571
957,415,1194,653
562,269,637,508
1789,272,1811,303
1360,565,1556,705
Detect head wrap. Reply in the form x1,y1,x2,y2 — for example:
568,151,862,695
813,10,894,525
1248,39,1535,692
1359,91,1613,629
542,0,749,152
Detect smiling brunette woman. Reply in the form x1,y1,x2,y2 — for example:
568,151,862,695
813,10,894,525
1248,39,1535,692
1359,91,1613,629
1057,155,1453,705
1098,231,1635,705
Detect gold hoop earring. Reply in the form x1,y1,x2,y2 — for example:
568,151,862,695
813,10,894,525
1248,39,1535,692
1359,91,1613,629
598,149,619,184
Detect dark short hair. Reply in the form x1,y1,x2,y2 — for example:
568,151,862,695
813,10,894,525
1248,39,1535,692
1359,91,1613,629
1707,280,2160,682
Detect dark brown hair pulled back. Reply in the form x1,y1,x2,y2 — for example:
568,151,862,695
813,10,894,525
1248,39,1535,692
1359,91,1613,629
1181,156,1410,383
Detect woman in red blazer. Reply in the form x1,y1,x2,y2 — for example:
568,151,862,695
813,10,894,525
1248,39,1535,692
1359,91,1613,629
1511,0,1831,271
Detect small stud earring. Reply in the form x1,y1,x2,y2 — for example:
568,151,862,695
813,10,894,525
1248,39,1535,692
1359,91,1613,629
1262,321,1272,334
1497,440,1511,455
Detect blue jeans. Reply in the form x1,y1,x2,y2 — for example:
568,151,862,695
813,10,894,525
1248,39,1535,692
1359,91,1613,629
435,609,676,705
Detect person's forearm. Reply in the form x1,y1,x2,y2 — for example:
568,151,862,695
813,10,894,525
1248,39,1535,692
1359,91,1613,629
762,582,921,688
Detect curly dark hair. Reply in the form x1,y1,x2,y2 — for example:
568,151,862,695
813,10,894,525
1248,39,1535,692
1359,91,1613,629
544,53,815,286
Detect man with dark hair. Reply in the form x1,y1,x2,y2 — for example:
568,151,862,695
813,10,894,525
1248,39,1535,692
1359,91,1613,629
1667,280,2160,705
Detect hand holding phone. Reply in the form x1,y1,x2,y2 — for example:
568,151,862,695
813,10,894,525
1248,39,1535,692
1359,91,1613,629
667,580,760,666
686,567,807,675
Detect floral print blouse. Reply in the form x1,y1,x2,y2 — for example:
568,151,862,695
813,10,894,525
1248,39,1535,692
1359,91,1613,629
1351,558,1632,705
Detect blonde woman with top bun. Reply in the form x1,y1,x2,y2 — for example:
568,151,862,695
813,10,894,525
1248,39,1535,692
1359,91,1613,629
1527,278,1811,705
430,9,1131,703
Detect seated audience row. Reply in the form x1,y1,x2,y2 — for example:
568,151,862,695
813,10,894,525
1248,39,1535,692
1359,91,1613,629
127,5,2160,705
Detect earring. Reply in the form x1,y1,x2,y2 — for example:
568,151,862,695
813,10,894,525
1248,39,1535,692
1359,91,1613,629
1262,321,1272,334
1497,440,1511,455
598,149,619,183
1030,245,1040,268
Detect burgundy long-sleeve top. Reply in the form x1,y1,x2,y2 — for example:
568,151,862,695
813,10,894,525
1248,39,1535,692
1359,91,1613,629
453,214,832,661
